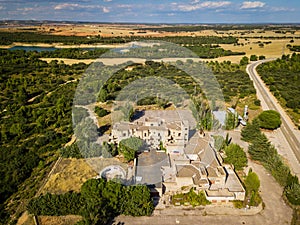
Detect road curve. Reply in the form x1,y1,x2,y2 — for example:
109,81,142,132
247,59,300,169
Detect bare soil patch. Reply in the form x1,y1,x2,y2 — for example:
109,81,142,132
38,215,82,225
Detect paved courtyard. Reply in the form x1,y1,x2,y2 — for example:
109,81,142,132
135,149,169,185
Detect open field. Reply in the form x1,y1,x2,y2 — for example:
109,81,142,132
42,157,128,194
42,158,97,194
38,215,82,225
221,38,300,59
2,24,300,38
2,24,300,62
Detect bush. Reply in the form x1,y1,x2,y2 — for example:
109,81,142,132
94,106,110,117
254,99,261,106
244,171,262,206
223,143,247,170
285,183,300,205
241,119,261,142
232,200,244,209
250,55,258,61
258,110,281,130
119,137,144,161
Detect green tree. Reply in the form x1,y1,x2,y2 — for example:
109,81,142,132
224,143,248,170
245,171,260,193
119,137,144,162
241,118,261,142
240,56,249,66
285,183,300,205
122,185,154,216
244,170,262,206
258,110,281,130
250,55,258,61
94,106,110,117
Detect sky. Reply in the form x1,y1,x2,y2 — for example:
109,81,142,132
0,0,300,23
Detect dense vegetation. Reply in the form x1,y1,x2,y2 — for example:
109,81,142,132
137,24,300,32
209,60,257,102
257,53,300,128
94,106,110,117
223,143,248,171
119,137,144,162
244,170,262,206
257,110,281,130
241,119,300,205
28,178,154,225
39,48,109,59
0,31,129,45
172,188,210,207
0,31,237,45
0,49,88,224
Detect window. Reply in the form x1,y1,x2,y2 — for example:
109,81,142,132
178,133,181,137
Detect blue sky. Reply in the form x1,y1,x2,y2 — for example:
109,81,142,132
0,0,299,23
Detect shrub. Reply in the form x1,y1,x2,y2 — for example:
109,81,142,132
224,143,247,170
254,99,261,106
119,137,144,161
250,55,258,61
257,110,281,130
94,106,110,117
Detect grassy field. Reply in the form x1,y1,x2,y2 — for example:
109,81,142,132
221,39,300,59
38,215,82,225
42,158,98,194
42,157,128,194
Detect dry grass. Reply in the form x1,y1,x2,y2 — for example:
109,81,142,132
42,157,127,194
42,158,98,194
221,39,300,59
16,211,35,225
40,58,95,65
38,215,82,225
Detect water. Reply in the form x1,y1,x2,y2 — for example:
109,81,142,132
7,46,108,52
8,46,57,52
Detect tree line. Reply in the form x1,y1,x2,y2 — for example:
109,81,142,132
241,118,300,206
27,178,154,225
257,53,300,128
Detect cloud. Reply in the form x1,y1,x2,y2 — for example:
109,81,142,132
240,1,265,9
103,0,112,2
54,3,80,10
173,1,232,12
54,3,110,13
0,5,5,10
270,6,295,12
102,6,110,13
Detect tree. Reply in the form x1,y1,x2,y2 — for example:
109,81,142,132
244,170,261,206
250,55,258,61
224,112,238,130
94,106,110,117
122,185,154,216
241,118,261,142
213,135,224,151
224,143,247,170
240,56,249,66
258,110,281,130
248,133,276,162
119,137,144,162
285,183,300,205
